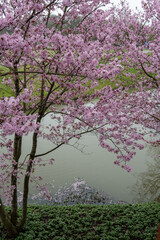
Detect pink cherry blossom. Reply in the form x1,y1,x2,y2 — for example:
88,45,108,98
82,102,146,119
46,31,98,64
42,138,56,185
0,0,160,237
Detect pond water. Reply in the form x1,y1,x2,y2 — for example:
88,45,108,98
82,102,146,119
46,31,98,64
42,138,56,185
20,114,160,204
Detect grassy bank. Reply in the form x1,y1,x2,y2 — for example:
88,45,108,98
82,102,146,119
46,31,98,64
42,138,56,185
0,61,147,99
0,202,159,239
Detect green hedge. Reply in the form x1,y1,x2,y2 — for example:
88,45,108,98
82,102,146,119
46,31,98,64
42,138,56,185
0,202,159,239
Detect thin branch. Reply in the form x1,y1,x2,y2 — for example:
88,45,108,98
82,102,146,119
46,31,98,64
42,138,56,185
25,1,57,24
34,124,107,158
76,4,103,28
146,112,160,122
1,71,87,79
60,6,68,31
139,61,159,87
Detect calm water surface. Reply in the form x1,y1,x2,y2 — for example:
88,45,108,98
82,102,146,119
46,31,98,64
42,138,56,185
20,114,159,204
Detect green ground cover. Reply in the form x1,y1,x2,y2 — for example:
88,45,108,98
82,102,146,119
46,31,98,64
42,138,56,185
0,202,159,239
0,60,146,99
0,66,15,98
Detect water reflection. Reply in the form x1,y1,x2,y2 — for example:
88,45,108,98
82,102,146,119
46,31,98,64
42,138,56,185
132,145,160,202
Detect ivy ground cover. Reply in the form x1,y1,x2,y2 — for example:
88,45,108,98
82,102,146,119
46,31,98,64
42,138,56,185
0,202,159,240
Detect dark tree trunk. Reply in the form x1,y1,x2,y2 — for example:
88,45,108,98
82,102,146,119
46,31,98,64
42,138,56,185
0,199,18,238
18,132,38,230
156,222,160,240
11,134,22,226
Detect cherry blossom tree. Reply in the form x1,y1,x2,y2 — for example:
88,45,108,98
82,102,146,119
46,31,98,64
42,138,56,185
0,0,159,237
107,0,160,144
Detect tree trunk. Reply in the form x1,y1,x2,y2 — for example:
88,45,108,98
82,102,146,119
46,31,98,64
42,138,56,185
18,132,38,229
11,134,22,226
156,222,160,240
10,64,21,226
0,199,18,238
